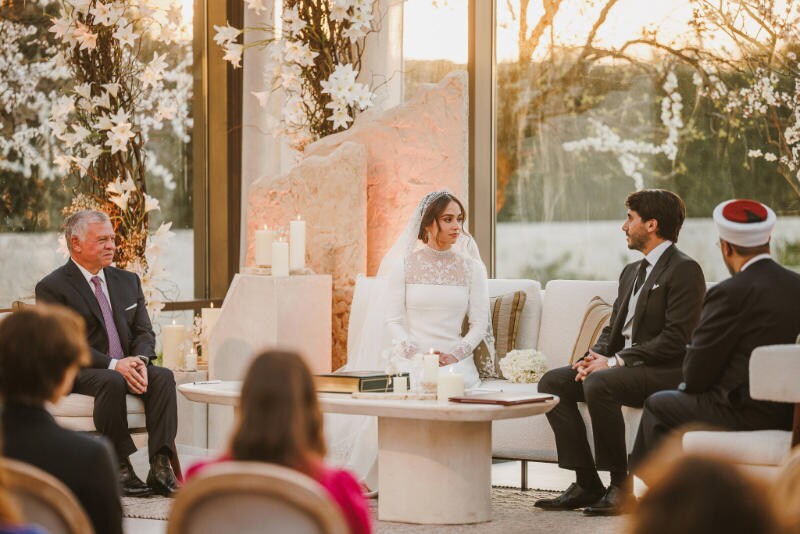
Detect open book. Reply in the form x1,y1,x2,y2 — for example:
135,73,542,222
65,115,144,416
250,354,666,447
448,392,554,406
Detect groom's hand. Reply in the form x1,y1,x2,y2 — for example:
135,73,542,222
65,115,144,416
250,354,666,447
437,353,458,366
573,349,608,381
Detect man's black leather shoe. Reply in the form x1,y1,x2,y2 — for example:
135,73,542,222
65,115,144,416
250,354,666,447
119,457,151,497
146,453,179,497
534,483,605,511
583,485,631,516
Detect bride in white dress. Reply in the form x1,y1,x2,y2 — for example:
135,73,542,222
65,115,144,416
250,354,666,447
325,190,494,485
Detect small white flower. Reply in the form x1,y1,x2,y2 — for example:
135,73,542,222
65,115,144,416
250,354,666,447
109,189,131,210
223,43,243,68
73,23,98,51
49,16,72,41
109,107,130,125
144,193,160,212
74,83,93,102
328,106,352,130
283,5,307,35
763,152,778,162
213,23,242,46
748,149,763,158
90,2,114,26
113,22,136,48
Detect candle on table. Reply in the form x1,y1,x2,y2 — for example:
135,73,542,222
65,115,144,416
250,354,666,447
201,303,221,338
185,345,197,371
271,239,289,277
289,215,306,271
422,351,438,387
255,225,275,267
437,371,464,403
162,321,185,370
393,376,408,394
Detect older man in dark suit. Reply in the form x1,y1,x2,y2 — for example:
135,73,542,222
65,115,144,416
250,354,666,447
535,189,706,515
36,210,178,497
631,199,800,473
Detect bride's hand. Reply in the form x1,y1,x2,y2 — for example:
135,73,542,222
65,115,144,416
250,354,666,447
438,353,457,366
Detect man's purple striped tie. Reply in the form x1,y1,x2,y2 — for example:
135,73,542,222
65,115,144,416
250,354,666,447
91,276,124,359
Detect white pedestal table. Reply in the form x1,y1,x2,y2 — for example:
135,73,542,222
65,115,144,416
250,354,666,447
178,381,558,525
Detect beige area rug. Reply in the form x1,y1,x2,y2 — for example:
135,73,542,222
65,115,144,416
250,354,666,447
122,495,172,521
123,488,625,533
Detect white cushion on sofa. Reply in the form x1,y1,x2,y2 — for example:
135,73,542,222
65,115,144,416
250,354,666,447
537,280,618,371
47,393,146,432
682,429,792,466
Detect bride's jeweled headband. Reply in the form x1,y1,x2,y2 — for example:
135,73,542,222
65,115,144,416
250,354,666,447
418,189,453,216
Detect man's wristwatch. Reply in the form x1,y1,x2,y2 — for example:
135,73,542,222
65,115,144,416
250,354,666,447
607,355,617,367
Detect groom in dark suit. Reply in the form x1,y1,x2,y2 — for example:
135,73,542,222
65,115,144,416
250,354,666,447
631,199,800,473
36,210,179,497
535,189,706,515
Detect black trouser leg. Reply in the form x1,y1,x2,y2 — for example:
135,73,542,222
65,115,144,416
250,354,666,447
72,368,137,460
141,365,178,461
538,366,595,471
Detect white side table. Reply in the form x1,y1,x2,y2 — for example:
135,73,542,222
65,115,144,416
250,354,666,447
206,273,332,449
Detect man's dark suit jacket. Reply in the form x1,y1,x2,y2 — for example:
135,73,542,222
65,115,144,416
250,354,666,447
681,258,800,410
591,244,706,367
35,260,155,368
2,404,122,534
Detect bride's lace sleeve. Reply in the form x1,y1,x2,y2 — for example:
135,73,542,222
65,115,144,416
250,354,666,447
384,257,419,358
451,258,490,360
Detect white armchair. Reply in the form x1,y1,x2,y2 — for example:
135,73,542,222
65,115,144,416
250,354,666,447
682,344,800,478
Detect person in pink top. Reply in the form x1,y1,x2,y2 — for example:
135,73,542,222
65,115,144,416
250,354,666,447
186,350,371,534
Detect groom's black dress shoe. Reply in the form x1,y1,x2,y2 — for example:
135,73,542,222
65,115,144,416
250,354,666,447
582,485,631,516
534,483,605,511
146,453,179,497
119,458,151,497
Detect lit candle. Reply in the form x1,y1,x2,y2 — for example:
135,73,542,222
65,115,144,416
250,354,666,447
255,225,275,267
437,371,464,403
162,321,185,370
289,215,306,271
185,345,197,371
201,303,221,338
271,239,289,277
393,376,408,394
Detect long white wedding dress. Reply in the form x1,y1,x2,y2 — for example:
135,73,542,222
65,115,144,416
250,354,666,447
324,199,491,483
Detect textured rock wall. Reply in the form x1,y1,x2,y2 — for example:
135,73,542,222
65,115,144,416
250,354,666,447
245,142,367,369
304,71,469,275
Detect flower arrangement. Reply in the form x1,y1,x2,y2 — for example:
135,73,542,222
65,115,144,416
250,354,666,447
46,0,192,319
215,0,377,151
499,349,548,384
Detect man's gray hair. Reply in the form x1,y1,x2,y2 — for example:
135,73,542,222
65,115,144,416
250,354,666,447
64,210,111,251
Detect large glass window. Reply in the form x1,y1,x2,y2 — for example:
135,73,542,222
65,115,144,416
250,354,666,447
0,0,195,307
402,0,468,101
494,0,800,283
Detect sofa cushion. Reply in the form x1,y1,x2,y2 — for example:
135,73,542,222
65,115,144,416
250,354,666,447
683,430,792,466
470,290,527,378
47,393,146,432
537,280,618,371
569,296,612,364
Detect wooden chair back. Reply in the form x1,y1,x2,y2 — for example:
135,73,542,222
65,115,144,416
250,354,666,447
3,459,93,534
167,461,349,534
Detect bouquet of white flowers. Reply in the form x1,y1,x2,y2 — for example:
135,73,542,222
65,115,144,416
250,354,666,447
499,349,548,384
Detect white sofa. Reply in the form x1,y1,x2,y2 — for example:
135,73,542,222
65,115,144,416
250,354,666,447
348,276,633,488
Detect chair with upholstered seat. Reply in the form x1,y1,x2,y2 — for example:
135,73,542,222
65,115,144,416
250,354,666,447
167,461,349,534
4,458,93,534
682,344,800,478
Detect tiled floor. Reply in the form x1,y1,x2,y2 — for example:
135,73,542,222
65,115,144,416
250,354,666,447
123,452,608,534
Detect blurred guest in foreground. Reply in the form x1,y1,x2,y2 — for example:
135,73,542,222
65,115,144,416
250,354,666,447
186,351,371,534
0,305,122,534
772,447,800,534
0,434,46,534
630,448,777,534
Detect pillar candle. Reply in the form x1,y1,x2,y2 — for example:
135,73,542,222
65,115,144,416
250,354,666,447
162,322,185,370
289,216,306,271
184,345,197,371
437,372,464,402
422,353,438,385
201,304,221,338
255,226,275,266
393,376,408,394
271,240,289,277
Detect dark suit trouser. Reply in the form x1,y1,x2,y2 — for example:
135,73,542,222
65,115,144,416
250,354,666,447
72,366,178,461
538,364,682,473
630,389,793,474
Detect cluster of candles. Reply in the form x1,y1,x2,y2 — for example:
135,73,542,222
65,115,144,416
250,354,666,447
161,304,222,370
254,216,306,276
392,349,465,402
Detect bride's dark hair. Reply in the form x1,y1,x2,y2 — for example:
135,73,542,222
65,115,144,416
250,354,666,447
418,193,466,243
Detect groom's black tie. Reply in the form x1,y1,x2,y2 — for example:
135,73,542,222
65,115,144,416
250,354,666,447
634,259,649,294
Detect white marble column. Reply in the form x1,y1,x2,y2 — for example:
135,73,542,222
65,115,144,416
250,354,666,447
361,0,404,110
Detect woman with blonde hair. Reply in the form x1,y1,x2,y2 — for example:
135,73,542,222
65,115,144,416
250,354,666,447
186,350,371,533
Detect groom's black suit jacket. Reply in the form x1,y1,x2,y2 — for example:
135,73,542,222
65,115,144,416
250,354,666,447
35,259,156,368
591,244,707,367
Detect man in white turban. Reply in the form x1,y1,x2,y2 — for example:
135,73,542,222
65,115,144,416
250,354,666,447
630,199,800,474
